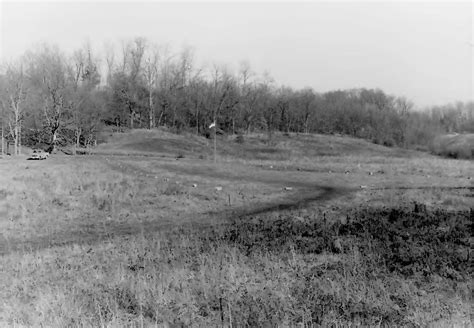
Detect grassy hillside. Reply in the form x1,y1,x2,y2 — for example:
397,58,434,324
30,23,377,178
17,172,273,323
95,128,420,160
96,128,210,157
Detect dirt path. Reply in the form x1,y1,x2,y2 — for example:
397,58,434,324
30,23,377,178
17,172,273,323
0,157,354,255
0,185,351,255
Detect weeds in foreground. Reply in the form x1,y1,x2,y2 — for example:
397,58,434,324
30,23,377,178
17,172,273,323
0,205,471,327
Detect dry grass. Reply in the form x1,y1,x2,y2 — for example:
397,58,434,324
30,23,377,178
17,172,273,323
0,130,472,327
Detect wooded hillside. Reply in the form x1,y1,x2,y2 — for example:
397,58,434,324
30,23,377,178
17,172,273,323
1,38,473,155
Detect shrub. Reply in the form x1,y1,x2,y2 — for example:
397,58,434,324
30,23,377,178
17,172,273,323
383,138,395,147
162,182,184,195
430,134,474,159
235,134,245,144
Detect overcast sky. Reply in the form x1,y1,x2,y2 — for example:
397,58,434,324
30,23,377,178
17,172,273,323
0,1,472,108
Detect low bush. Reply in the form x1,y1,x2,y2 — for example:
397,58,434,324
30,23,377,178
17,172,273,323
162,182,185,195
235,134,245,144
340,207,472,279
431,134,474,159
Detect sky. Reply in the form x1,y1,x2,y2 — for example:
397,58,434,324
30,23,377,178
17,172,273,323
0,1,472,108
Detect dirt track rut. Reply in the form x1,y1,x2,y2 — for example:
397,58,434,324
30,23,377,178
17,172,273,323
0,158,353,255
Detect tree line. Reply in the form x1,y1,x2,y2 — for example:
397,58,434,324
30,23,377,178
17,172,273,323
1,37,473,155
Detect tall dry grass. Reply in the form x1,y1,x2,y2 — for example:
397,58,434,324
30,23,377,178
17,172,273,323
1,208,471,327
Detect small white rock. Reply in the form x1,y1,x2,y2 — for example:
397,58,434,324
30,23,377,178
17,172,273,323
215,186,222,191
192,184,197,188
284,187,293,191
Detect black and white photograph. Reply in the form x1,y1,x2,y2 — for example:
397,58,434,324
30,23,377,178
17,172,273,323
0,0,472,326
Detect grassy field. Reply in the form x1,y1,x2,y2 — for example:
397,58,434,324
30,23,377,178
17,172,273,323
0,130,472,327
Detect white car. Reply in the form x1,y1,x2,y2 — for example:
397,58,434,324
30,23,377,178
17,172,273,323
29,150,49,160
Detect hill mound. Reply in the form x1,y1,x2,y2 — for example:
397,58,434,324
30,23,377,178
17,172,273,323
95,128,210,157
94,128,421,160
223,133,418,160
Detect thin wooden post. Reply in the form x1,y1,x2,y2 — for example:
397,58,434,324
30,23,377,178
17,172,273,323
213,114,217,163
214,125,217,163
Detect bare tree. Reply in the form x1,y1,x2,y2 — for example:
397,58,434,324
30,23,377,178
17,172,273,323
188,74,206,134
237,61,256,133
68,43,101,153
143,44,160,129
126,37,146,128
210,64,234,128
276,86,294,133
170,46,194,129
394,96,412,145
0,62,27,155
239,61,254,87
129,38,146,81
178,46,194,88
104,40,116,86
119,40,132,74
155,45,175,127
0,120,4,155
0,98,4,155
296,88,317,134
258,71,277,142
395,96,414,116
25,45,71,152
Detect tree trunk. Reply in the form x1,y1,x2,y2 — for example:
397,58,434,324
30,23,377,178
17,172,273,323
196,106,199,135
304,113,310,134
14,125,19,156
157,110,164,127
172,105,176,128
149,89,154,129
1,125,4,155
75,127,81,155
13,105,20,155
50,129,58,153
18,124,21,155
